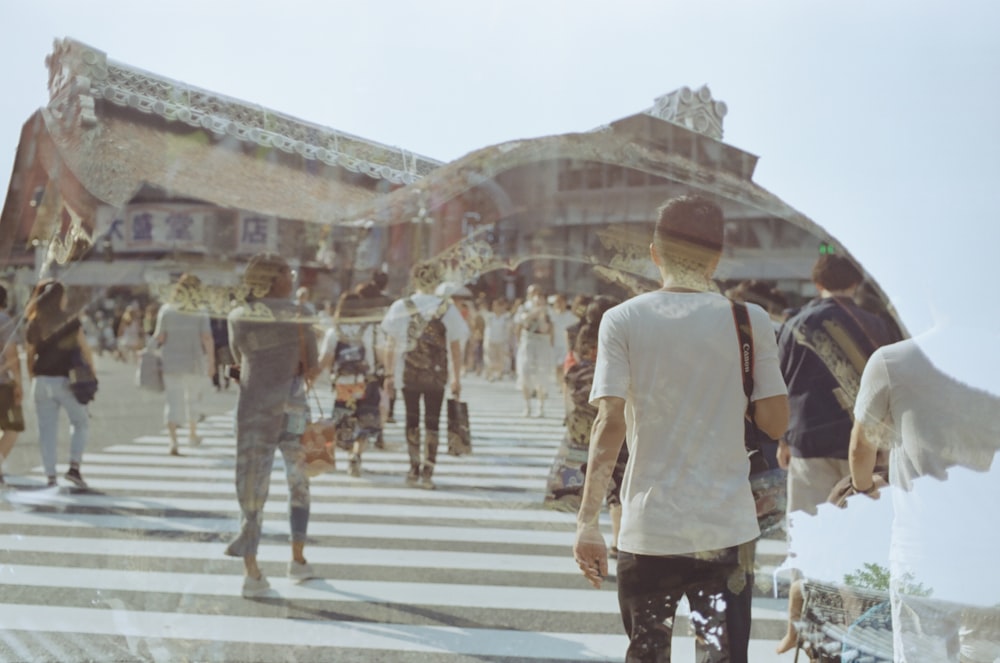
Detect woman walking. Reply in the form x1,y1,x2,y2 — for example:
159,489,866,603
24,279,96,488
154,273,215,455
225,253,320,597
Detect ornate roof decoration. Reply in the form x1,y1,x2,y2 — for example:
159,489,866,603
647,85,728,140
44,38,441,185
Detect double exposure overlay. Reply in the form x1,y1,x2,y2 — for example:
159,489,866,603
0,24,996,663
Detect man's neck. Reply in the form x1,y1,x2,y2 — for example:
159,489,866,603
818,287,855,299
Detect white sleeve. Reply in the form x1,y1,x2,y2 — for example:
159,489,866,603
589,310,629,404
444,303,470,344
748,303,788,401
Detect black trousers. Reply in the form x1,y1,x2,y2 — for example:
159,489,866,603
722,541,757,663
616,548,738,663
402,387,445,433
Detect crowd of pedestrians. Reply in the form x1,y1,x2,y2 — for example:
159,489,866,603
0,191,987,659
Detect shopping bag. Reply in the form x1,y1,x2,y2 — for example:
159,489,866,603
136,343,164,392
446,398,471,456
301,418,337,477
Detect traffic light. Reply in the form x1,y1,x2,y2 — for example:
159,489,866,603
818,241,836,255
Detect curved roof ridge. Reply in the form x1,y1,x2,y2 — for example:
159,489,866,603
45,37,442,185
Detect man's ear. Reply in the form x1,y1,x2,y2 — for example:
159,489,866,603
649,242,661,267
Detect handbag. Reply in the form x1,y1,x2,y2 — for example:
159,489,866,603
446,397,472,456
296,322,336,477
136,339,164,392
68,347,98,405
731,301,786,535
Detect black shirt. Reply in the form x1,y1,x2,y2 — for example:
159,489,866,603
27,317,82,377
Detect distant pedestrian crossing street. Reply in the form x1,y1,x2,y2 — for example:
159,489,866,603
0,376,791,662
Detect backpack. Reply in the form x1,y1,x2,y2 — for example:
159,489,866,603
332,324,369,378
402,297,450,391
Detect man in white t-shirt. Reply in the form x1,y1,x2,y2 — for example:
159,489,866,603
850,333,1000,662
573,195,789,662
381,261,468,490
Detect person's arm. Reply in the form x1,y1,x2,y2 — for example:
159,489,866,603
574,396,626,589
777,437,791,469
753,394,789,442
383,335,396,391
848,421,881,497
449,339,462,397
201,328,215,379
4,338,22,403
77,328,96,371
153,308,166,346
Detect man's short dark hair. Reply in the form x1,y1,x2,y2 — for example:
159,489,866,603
812,254,863,291
653,195,725,272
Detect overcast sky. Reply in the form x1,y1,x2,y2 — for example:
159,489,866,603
3,0,999,347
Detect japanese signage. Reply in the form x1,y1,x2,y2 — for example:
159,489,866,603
94,205,279,255
96,205,210,253
235,213,278,255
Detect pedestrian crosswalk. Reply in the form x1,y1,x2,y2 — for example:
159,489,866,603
0,376,794,662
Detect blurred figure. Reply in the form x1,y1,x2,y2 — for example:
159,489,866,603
210,313,233,392
142,302,159,338
544,295,623,528
24,279,96,488
549,292,580,403
318,292,381,477
116,302,143,363
0,285,24,486
225,253,320,597
154,273,215,455
295,285,316,317
483,299,511,382
515,285,554,417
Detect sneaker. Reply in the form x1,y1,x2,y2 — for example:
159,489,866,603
64,468,88,489
348,455,361,478
405,472,420,488
46,476,58,488
189,435,202,447
242,573,270,598
385,415,396,424
288,560,318,581
419,475,436,491
522,406,532,417
169,447,181,456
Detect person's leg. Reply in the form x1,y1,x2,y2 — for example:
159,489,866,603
776,578,805,654
724,541,757,663
55,381,90,481
32,378,60,482
183,373,204,445
277,433,311,570
617,551,685,663
225,424,279,581
162,373,185,454
402,388,421,485
420,387,445,488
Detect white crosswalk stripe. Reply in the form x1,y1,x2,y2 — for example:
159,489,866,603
0,375,792,662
